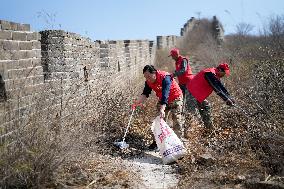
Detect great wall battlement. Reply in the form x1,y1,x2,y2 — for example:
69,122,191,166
156,16,224,49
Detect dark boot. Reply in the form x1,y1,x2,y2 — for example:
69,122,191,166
148,141,158,150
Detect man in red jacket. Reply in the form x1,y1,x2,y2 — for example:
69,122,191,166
187,62,235,108
134,65,185,150
168,48,213,129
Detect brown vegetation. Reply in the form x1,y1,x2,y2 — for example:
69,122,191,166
175,15,284,188
0,74,145,188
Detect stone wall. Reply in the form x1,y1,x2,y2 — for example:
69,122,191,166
156,16,225,50
0,20,156,143
0,20,42,142
180,17,197,36
180,16,225,43
0,16,224,143
156,35,179,49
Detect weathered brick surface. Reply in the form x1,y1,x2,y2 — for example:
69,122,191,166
0,20,44,138
12,31,27,41
0,30,12,40
27,32,40,41
157,35,179,49
1,40,19,50
19,41,33,50
0,20,30,31
0,20,12,30
17,24,30,31
179,16,224,43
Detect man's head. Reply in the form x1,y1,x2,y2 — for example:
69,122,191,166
168,48,180,60
143,65,157,83
216,62,230,78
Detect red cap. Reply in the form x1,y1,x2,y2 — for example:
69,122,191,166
217,63,230,75
168,48,179,57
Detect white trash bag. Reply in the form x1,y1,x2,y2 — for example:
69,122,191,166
151,116,187,164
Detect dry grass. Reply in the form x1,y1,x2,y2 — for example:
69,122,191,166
172,15,284,188
0,68,147,188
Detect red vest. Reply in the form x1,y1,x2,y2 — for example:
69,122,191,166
187,67,220,103
175,56,193,85
146,70,182,104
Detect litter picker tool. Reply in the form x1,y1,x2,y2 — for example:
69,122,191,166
232,104,251,119
114,108,135,149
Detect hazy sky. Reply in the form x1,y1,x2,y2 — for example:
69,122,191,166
0,0,283,41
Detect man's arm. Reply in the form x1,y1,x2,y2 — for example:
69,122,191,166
135,82,152,105
142,81,152,98
173,58,187,77
159,75,172,117
204,72,231,102
160,75,172,105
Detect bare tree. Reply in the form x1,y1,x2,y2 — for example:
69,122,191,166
235,22,254,36
268,15,284,51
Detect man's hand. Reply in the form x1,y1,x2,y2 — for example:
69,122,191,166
132,95,147,110
132,101,143,110
160,104,166,118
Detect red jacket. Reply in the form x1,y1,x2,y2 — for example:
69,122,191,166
187,67,220,103
146,70,182,104
175,56,193,85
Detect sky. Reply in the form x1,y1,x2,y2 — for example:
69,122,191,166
0,0,283,41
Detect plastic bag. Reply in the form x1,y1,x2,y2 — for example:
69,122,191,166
151,116,187,164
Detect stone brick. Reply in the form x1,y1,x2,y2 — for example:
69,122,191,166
100,53,108,58
2,41,19,50
7,69,23,79
34,50,41,58
100,49,109,54
100,44,109,48
22,77,33,86
10,50,27,60
27,32,38,41
32,41,41,49
18,59,33,68
22,85,34,97
17,24,30,31
32,76,44,85
4,60,19,70
4,79,14,90
37,32,41,41
0,60,7,71
13,79,23,89
0,49,11,60
19,41,33,50
0,31,12,40
33,66,43,76
0,20,11,30
25,50,36,59
32,59,41,67
12,32,27,41
10,22,18,31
